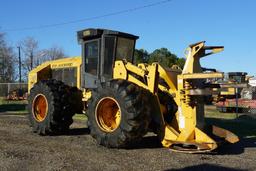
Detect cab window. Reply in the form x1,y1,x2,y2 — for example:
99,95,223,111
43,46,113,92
116,37,135,63
103,36,115,76
84,40,99,75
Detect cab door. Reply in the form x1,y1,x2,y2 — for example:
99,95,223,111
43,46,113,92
82,39,101,88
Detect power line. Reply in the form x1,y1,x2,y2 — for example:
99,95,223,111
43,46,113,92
2,0,173,32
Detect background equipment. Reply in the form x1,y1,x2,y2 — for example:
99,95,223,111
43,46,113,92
215,72,256,114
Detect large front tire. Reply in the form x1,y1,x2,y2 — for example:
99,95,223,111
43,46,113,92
87,80,151,148
28,80,75,134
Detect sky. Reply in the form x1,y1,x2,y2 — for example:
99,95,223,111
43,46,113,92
0,0,256,75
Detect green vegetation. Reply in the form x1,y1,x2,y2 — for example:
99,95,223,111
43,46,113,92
205,105,237,119
0,97,27,113
134,48,186,69
0,97,87,121
205,105,256,138
73,114,87,121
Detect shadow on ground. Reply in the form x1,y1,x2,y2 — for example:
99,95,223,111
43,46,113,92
165,163,246,171
58,127,162,149
127,135,162,149
64,128,90,136
52,114,256,152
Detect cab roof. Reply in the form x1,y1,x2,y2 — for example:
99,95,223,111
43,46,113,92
77,28,139,42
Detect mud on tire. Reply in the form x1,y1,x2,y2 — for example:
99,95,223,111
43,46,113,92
87,80,151,148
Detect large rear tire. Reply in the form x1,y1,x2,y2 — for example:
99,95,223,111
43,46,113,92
28,80,75,134
87,80,151,148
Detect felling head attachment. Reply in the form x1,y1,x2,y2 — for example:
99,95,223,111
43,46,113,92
182,41,224,74
161,41,239,153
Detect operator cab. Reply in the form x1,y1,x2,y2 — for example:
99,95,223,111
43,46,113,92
227,72,247,83
77,28,139,88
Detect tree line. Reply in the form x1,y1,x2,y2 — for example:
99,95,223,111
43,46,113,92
0,33,66,82
134,48,185,69
0,32,186,83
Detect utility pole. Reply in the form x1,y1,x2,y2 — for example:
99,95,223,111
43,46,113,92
17,46,21,83
30,51,33,70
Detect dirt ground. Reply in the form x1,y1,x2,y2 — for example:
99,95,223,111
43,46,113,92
0,113,255,171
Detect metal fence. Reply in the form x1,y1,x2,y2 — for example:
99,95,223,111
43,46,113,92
0,83,28,97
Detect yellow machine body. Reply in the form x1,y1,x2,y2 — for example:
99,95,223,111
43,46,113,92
220,87,236,96
113,41,239,152
28,57,82,92
28,37,239,153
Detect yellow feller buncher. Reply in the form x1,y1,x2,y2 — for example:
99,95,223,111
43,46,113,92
28,28,239,153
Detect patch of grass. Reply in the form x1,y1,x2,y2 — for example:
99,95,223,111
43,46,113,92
0,97,27,113
0,97,27,105
206,116,256,138
73,114,87,121
205,105,256,138
0,97,87,120
0,97,6,104
205,105,237,119
0,104,27,113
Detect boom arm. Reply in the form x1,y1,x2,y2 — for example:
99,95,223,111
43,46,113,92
113,41,238,153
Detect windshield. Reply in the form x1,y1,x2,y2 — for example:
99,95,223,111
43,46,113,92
116,37,135,62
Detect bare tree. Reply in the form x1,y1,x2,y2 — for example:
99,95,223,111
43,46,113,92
34,46,66,65
18,37,67,81
19,37,38,72
44,46,66,61
0,33,16,82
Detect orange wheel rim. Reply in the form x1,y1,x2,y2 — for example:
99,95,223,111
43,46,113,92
95,97,121,133
32,94,48,122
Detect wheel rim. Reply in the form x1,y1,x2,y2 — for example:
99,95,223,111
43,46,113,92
95,97,121,132
32,94,48,122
